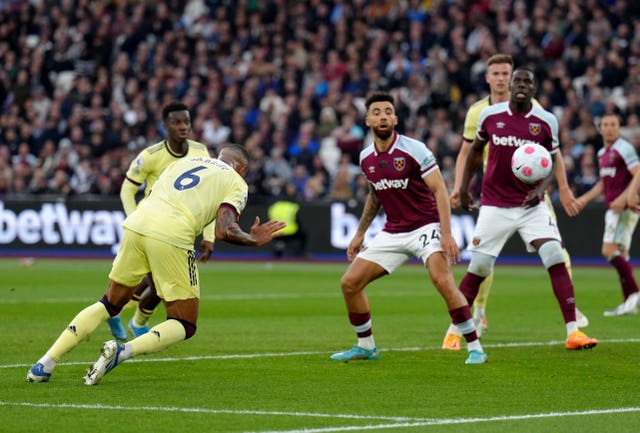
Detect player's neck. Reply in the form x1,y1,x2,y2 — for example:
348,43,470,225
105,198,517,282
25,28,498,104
374,133,395,152
491,92,510,104
510,100,532,113
166,139,188,155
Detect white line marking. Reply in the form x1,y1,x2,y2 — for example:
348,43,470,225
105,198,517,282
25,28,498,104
0,401,419,421
4,338,640,369
241,407,640,433
0,401,638,433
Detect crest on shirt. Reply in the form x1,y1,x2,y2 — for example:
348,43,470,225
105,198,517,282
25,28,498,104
529,123,541,136
394,157,406,171
472,237,481,246
131,156,144,174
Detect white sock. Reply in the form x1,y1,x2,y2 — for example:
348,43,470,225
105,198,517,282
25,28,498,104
566,321,578,336
447,322,462,337
38,354,56,372
467,340,483,352
358,336,376,350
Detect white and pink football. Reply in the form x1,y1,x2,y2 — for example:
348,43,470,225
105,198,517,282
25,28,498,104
511,143,552,184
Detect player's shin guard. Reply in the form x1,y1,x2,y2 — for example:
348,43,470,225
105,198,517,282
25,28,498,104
548,263,577,323
128,319,187,356
474,271,494,310
459,273,486,306
48,302,111,361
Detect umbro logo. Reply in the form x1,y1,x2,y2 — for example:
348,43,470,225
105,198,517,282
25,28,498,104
496,122,505,129
67,325,77,336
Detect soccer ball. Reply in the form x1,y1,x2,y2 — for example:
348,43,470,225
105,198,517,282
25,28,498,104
511,143,552,184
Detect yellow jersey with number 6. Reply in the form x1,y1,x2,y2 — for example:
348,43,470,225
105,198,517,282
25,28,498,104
123,157,248,250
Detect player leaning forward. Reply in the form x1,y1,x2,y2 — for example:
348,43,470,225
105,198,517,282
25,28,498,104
453,68,598,350
27,145,286,384
331,91,487,364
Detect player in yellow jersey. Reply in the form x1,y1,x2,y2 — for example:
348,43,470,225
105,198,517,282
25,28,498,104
105,101,213,341
443,54,588,350
27,145,286,384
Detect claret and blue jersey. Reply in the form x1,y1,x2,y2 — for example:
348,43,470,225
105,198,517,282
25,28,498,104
359,133,441,234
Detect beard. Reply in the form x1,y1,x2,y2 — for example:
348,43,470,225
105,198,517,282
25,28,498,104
372,126,393,140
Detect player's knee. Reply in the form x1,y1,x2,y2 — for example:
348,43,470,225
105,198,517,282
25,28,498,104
538,241,565,269
340,274,363,296
602,244,619,261
170,317,197,339
100,295,124,317
468,253,495,277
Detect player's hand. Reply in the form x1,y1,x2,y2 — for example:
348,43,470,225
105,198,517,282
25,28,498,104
441,233,460,265
449,190,460,209
522,191,541,209
250,217,287,247
346,232,365,262
559,188,580,217
459,190,476,211
197,240,215,262
610,195,626,212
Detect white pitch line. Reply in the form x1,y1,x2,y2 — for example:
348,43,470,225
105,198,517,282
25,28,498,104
241,407,640,433
0,401,428,422
3,338,640,369
1,401,638,433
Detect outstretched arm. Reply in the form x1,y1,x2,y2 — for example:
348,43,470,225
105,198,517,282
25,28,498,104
574,180,604,214
214,206,286,247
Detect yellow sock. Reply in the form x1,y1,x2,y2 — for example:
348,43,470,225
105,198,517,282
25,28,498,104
47,302,110,361
121,298,139,311
474,271,494,310
563,248,573,280
132,306,154,327
128,319,186,356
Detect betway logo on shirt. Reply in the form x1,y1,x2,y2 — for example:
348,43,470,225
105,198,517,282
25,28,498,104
372,178,409,190
492,134,541,147
600,167,616,177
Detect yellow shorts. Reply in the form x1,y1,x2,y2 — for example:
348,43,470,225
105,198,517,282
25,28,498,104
109,229,200,302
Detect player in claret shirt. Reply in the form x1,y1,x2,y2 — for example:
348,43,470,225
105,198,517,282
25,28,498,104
330,91,487,365
576,113,640,316
454,68,598,351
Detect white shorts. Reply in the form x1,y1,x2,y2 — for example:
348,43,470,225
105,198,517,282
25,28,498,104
603,208,639,251
470,204,562,257
358,223,443,273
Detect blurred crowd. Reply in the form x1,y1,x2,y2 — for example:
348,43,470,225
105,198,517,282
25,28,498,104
1,0,640,205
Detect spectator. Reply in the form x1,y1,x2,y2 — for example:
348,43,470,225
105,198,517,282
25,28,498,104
0,0,638,205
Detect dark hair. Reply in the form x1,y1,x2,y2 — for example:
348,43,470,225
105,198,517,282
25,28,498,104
223,144,250,164
365,92,395,111
162,101,189,122
513,67,535,78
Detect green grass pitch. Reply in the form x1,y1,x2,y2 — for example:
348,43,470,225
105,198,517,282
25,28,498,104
1,258,639,432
